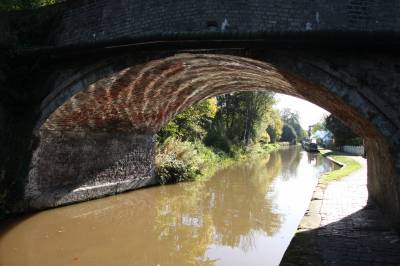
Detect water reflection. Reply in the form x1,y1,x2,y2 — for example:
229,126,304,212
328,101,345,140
279,147,302,180
0,147,337,266
208,155,282,248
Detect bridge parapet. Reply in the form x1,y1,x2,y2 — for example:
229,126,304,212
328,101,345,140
54,0,400,47
2,0,400,49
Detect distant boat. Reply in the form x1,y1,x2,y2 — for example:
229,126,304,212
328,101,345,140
301,139,319,152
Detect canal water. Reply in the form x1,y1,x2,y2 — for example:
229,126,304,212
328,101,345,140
0,147,338,266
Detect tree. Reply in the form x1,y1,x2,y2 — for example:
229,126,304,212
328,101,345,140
280,108,306,142
324,115,362,146
0,0,56,10
309,120,326,137
280,124,297,144
266,109,283,143
157,98,217,143
206,91,276,151
310,120,325,135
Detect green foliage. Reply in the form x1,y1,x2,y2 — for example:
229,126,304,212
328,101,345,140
280,124,297,144
155,138,281,184
259,131,271,144
266,109,283,143
324,115,362,146
156,155,197,184
155,137,219,184
0,0,56,10
205,91,276,152
156,92,286,184
310,120,326,135
280,108,306,142
157,98,217,143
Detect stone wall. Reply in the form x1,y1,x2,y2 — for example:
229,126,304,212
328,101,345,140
54,0,400,46
4,0,400,48
25,130,156,210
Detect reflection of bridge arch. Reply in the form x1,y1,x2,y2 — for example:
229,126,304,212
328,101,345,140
1,0,400,231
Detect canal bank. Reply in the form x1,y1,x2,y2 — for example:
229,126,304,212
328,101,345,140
280,152,400,266
155,137,282,185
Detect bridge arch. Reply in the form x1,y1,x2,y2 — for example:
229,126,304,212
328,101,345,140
23,51,399,231
37,53,390,136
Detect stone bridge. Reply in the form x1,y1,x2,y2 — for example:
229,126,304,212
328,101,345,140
1,0,400,231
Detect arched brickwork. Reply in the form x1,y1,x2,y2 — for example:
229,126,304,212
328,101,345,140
21,52,400,231
36,53,392,137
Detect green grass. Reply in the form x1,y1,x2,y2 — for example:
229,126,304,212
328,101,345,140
319,149,362,182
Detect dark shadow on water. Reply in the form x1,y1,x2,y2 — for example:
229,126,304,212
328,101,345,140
0,213,36,241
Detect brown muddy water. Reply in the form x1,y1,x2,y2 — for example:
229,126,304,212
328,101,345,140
0,147,338,266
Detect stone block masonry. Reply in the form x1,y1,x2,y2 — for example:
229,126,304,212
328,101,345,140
25,130,156,210
55,0,400,46
3,0,400,48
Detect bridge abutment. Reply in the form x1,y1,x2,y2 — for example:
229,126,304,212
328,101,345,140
25,130,156,210
366,137,400,231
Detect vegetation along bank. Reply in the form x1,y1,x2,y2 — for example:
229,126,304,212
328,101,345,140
154,91,306,184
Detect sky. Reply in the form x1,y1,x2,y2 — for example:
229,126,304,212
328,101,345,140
274,93,330,130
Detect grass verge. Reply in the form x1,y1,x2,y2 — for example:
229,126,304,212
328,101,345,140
319,149,362,182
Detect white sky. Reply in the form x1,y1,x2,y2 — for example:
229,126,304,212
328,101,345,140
275,93,330,130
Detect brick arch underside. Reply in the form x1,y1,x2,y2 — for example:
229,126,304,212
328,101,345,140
38,53,381,136
27,53,399,231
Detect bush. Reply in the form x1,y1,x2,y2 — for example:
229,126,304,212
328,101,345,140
155,154,198,184
155,137,220,184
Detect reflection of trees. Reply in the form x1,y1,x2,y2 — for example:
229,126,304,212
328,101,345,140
265,152,282,179
17,152,286,266
208,155,282,249
313,153,338,174
12,148,339,266
154,182,216,266
151,152,284,261
280,147,302,180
